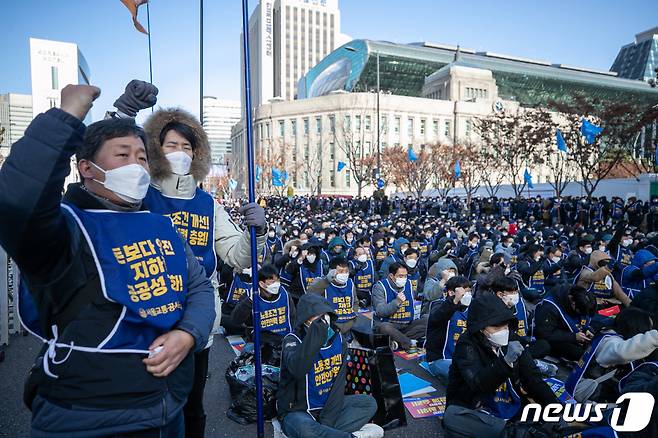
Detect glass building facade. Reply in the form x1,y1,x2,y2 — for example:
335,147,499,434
610,28,658,82
298,39,658,108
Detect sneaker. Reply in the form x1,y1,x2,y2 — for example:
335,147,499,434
535,359,558,378
352,423,384,438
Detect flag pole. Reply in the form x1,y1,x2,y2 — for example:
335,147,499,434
240,1,265,437
199,0,204,125
146,1,154,111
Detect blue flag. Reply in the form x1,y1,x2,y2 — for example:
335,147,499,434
524,168,534,189
556,129,568,153
377,178,385,189
272,168,285,187
256,165,262,183
655,145,658,166
337,161,346,172
228,178,238,191
581,118,602,144
454,160,461,179
408,147,418,162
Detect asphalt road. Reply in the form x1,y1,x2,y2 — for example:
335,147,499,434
0,332,444,438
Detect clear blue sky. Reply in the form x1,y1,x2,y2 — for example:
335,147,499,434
1,0,656,121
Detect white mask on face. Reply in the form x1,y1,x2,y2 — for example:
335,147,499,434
502,293,520,307
406,258,418,268
394,277,407,288
300,239,308,245
444,271,456,281
460,292,472,306
622,239,633,248
165,151,192,175
306,254,317,264
583,247,593,255
91,162,150,204
485,327,509,347
242,267,252,276
268,231,276,238
335,272,349,285
551,256,561,263
357,254,368,263
265,281,281,296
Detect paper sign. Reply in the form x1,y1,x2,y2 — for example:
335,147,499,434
403,396,446,418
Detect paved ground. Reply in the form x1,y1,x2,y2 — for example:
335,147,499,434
0,332,444,438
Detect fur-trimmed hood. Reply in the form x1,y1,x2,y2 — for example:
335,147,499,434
143,107,211,182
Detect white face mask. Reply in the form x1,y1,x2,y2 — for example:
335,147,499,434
268,231,276,238
622,239,633,248
460,292,472,307
265,281,280,296
306,254,317,264
394,277,407,288
356,254,368,263
502,293,520,307
300,239,308,245
551,256,561,263
485,327,509,347
335,272,349,285
242,268,252,276
583,247,593,255
444,271,456,280
165,151,192,175
406,258,418,268
376,241,384,248
91,162,150,204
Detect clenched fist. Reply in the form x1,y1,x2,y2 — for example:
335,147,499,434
60,84,101,120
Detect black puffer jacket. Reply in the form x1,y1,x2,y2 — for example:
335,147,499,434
446,294,556,413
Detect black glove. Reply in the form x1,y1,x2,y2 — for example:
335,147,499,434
239,202,267,235
113,80,159,117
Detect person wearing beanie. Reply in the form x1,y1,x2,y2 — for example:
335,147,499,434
575,250,630,307
443,294,557,437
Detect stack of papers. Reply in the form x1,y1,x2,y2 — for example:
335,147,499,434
226,335,246,357
398,372,436,398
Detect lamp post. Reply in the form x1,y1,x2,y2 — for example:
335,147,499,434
344,46,381,179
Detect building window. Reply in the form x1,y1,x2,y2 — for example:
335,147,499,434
465,118,473,135
365,141,371,155
278,120,285,137
365,115,371,131
291,119,297,136
303,118,309,135
330,142,335,159
51,66,59,90
344,114,351,131
355,115,361,131
381,114,388,133
329,114,335,133
330,170,336,188
304,171,309,187
304,143,310,159
356,141,362,158
407,117,414,137
433,120,439,137
316,117,322,134
420,119,426,135
445,120,452,138
345,170,351,188
265,122,270,138
394,116,401,134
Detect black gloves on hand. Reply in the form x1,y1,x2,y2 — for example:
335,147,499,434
113,80,159,117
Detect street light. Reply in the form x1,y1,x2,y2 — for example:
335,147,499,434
344,45,381,180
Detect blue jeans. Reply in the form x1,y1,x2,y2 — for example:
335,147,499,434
428,359,452,385
282,394,377,438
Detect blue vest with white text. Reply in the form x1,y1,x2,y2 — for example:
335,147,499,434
325,279,357,323
378,278,414,323
227,273,252,306
307,333,343,410
258,286,292,335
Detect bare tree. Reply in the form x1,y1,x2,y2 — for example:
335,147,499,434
550,95,649,198
454,142,484,204
256,139,301,196
475,108,552,198
382,145,434,198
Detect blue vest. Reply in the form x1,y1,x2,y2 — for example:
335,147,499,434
565,334,619,396
18,204,189,368
620,265,649,299
227,273,252,306
306,333,343,410
258,286,292,335
618,361,658,394
578,266,614,300
266,237,283,259
301,261,324,293
373,246,389,264
611,203,624,220
378,278,414,323
325,279,356,323
527,268,545,292
485,377,521,419
513,298,529,338
442,308,468,359
350,260,374,292
614,246,633,271
143,186,216,278
500,201,511,216
419,240,431,258
540,298,590,333
408,269,421,295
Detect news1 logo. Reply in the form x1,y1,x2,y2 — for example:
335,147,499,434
520,392,655,432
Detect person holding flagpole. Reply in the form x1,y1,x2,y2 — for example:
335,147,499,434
135,91,267,437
